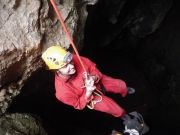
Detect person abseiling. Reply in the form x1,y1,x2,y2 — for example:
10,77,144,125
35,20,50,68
41,45,149,135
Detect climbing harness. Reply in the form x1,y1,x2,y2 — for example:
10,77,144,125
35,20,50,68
86,89,103,109
49,0,103,109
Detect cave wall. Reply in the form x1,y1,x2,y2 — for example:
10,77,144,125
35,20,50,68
84,0,179,108
136,0,180,108
84,0,173,49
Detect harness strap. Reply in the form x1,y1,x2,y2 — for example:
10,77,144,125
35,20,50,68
87,90,103,109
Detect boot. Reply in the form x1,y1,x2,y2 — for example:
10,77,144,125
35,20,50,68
123,111,149,135
127,87,136,94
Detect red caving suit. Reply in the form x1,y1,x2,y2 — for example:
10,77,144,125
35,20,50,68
55,55,128,117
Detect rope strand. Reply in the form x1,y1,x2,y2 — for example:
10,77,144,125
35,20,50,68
49,0,87,73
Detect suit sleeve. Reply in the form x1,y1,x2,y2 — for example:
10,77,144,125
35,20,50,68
81,57,103,82
81,56,128,97
55,80,93,110
101,74,128,97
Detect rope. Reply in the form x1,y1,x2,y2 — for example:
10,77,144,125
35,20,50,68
49,0,87,74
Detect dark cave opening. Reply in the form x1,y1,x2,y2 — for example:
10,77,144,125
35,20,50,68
8,0,180,135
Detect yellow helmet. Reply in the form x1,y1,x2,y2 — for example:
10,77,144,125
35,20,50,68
42,46,72,69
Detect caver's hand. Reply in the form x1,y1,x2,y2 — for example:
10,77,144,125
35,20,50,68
84,76,95,87
83,72,99,83
89,75,99,83
84,75,96,99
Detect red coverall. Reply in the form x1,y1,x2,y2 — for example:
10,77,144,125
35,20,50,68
55,55,128,117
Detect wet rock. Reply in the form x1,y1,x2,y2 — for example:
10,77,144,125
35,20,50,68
0,89,6,102
84,0,173,48
129,0,173,38
0,113,47,135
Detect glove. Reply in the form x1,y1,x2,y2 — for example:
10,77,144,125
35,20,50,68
84,76,96,98
84,76,95,88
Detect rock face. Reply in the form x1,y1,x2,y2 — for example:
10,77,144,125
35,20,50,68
0,0,45,114
136,0,180,108
0,0,97,114
85,0,173,48
0,113,47,135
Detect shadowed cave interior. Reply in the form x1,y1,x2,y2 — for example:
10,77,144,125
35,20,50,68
8,0,180,135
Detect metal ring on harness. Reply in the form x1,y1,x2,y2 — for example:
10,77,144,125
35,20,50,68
87,90,102,109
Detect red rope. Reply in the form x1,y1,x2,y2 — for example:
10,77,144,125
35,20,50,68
49,0,87,74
